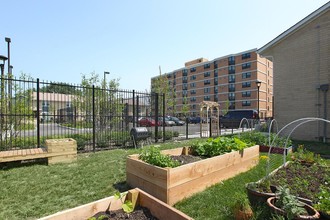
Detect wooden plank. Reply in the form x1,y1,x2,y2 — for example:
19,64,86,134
167,157,259,205
39,188,192,220
138,188,193,220
126,145,259,205
126,157,169,188
126,172,168,203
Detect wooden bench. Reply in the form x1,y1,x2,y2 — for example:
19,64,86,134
0,138,77,165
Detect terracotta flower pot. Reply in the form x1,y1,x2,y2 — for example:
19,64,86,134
266,197,320,220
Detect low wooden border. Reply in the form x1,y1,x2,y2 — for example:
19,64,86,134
126,145,259,205
39,188,192,220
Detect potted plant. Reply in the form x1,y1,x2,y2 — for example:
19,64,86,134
246,178,278,207
267,186,320,220
232,195,253,220
313,186,330,219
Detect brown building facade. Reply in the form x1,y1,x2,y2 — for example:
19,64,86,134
258,2,329,141
151,49,273,118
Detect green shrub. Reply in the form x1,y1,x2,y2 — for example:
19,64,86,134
191,136,250,158
139,146,180,168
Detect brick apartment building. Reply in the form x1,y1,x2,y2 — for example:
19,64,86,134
151,49,273,118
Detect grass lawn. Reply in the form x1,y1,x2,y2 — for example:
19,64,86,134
0,138,328,220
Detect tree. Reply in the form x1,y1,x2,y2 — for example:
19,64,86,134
0,73,34,145
73,72,122,131
151,66,177,117
39,82,76,94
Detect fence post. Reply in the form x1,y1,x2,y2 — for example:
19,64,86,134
92,85,96,153
136,95,139,126
154,93,159,143
132,90,135,127
186,117,188,139
37,78,40,148
162,93,165,142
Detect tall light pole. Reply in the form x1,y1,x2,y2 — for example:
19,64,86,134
256,80,261,120
5,38,12,109
104,71,110,88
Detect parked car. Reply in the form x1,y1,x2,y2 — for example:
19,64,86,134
158,117,175,126
220,110,258,128
138,117,160,127
166,116,185,126
187,116,201,124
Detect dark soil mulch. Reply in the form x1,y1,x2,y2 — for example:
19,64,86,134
89,206,158,220
269,162,330,201
170,155,202,165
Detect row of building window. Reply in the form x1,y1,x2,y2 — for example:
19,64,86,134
170,62,252,80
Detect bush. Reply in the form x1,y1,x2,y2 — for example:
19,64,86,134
139,146,180,168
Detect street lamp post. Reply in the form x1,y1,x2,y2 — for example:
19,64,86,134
256,80,261,120
104,71,110,88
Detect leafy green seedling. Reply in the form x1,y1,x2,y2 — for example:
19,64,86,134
114,191,134,214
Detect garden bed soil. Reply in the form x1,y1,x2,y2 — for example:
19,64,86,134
269,162,329,201
170,155,202,165
90,206,158,220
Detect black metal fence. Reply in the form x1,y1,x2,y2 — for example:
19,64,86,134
0,77,253,153
0,77,195,152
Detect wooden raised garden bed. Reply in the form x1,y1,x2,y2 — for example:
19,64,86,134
126,145,259,205
39,188,192,220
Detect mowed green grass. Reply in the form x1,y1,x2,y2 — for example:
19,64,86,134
0,138,327,220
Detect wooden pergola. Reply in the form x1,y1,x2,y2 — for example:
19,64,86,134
200,101,220,138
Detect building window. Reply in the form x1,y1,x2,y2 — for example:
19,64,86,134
228,66,235,74
173,72,176,78
229,102,235,109
228,84,235,92
192,104,196,110
242,72,251,79
190,90,196,95
182,84,188,90
204,87,211,93
190,97,196,102
242,82,251,88
242,63,251,69
242,91,251,97
214,61,218,69
228,56,235,65
182,76,188,83
228,93,235,101
242,53,251,59
167,74,172,79
190,67,196,72
214,69,218,77
228,75,235,83
190,75,196,80
204,80,211,85
214,78,218,85
204,63,210,69
204,96,210,101
190,82,196,88
182,69,188,76
214,87,218,93
242,101,251,106
204,72,211,77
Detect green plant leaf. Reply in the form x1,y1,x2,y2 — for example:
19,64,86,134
122,200,134,213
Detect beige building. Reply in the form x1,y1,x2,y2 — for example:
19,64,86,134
258,2,329,141
151,49,273,118
32,92,75,121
